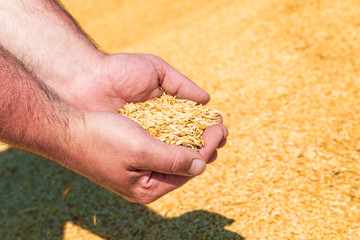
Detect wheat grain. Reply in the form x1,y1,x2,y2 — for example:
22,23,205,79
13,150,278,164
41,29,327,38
119,91,219,150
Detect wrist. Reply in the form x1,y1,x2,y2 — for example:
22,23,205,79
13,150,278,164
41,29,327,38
47,48,107,102
45,108,88,172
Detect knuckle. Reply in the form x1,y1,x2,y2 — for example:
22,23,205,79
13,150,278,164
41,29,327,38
215,125,226,140
129,140,150,167
147,54,164,62
145,54,164,65
169,151,186,174
217,124,224,134
206,125,223,143
221,124,229,138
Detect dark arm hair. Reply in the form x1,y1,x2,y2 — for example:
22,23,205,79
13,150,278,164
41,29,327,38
0,44,79,162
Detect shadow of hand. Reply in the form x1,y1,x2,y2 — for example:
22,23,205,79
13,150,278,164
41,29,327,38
0,149,243,240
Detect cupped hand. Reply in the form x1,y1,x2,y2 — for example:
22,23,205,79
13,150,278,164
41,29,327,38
61,53,228,202
66,53,228,161
73,111,218,204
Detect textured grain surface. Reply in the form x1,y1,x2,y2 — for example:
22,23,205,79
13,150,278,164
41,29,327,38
119,91,219,150
1,0,360,239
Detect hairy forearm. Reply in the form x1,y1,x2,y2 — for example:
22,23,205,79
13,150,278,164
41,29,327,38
0,0,104,99
0,45,81,165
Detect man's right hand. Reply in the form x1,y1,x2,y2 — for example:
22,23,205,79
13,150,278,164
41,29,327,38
70,111,214,204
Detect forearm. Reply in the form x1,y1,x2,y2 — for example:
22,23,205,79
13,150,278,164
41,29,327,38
0,0,104,99
0,45,82,167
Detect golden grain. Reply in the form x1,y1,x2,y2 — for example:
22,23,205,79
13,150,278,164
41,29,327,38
119,91,219,150
93,214,97,226
62,187,71,197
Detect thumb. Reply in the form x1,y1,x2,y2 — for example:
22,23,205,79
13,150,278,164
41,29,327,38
136,140,207,177
151,56,210,104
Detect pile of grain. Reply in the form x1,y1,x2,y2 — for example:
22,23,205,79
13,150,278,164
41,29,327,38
3,0,360,239
119,91,219,150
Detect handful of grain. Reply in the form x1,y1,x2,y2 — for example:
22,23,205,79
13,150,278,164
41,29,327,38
119,91,219,150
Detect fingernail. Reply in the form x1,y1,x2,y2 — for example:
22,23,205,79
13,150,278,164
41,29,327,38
188,159,206,176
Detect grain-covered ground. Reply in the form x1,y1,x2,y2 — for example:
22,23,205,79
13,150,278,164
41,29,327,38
1,0,360,239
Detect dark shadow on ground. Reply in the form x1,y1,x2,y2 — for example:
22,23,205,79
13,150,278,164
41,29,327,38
0,149,244,240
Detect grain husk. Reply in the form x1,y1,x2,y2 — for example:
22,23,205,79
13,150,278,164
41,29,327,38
119,91,219,150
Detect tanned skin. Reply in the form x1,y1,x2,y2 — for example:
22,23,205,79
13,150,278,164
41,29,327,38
0,0,228,203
